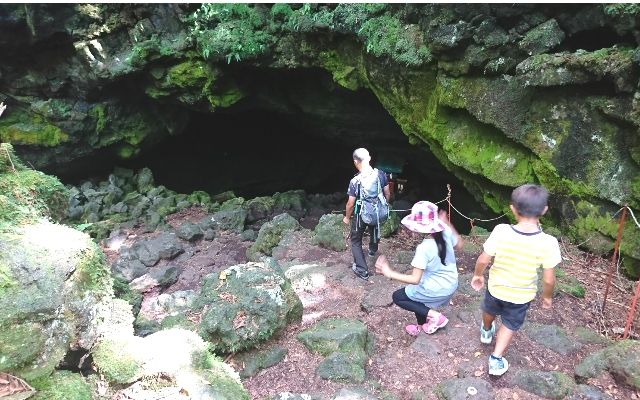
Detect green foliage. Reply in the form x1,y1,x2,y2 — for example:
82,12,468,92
113,276,142,315
332,3,387,32
603,3,640,16
74,244,112,294
0,147,68,227
190,4,272,63
358,14,432,66
88,104,107,135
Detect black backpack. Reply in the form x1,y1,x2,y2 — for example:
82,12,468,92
355,168,389,228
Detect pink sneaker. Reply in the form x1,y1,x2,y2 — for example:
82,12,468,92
405,324,422,336
423,314,448,334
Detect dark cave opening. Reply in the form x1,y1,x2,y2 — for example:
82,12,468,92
560,27,637,52
55,67,501,233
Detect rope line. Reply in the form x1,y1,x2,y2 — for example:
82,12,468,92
447,200,507,222
626,206,640,230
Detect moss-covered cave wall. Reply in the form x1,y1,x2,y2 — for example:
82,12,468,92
0,3,639,274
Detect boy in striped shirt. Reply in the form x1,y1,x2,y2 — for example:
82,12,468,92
471,184,562,376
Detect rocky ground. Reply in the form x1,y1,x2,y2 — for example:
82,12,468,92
102,205,640,400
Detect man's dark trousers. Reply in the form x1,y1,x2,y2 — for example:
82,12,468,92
351,217,378,275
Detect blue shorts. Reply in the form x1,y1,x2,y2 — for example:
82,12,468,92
481,289,531,331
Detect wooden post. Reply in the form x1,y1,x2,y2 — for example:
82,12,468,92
602,206,627,312
623,279,640,339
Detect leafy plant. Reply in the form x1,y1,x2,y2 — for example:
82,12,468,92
358,14,432,66
189,4,273,63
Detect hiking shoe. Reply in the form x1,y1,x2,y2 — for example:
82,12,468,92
423,314,449,334
488,355,509,376
480,321,495,344
352,264,369,281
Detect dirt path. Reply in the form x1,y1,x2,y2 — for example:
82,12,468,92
111,207,640,400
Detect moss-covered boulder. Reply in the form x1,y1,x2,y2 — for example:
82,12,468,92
297,318,374,383
197,260,303,353
94,328,250,399
31,370,92,400
234,345,288,379
575,340,640,389
511,369,576,400
312,214,347,251
0,221,113,381
247,213,301,259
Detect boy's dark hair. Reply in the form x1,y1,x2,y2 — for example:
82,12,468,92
511,184,548,217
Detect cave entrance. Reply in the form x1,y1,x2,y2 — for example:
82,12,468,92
128,67,496,233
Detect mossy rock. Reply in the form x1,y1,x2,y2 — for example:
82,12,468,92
247,213,300,258
316,351,367,383
575,340,640,389
0,107,69,147
312,214,347,251
31,370,92,400
0,221,112,381
235,345,288,379
92,337,144,385
523,323,582,355
511,369,576,399
0,153,68,226
197,261,302,353
434,377,493,400
380,210,400,238
573,327,611,345
297,318,374,358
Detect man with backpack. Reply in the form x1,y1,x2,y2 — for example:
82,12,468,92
343,148,391,280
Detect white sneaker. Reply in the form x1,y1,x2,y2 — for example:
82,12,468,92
488,355,509,376
480,321,495,344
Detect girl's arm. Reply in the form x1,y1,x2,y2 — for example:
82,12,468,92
440,210,463,251
375,255,423,284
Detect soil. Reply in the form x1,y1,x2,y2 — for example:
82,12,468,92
105,206,640,400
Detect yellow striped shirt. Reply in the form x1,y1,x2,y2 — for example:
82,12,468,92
485,224,561,304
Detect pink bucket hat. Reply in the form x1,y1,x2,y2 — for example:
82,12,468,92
401,201,446,234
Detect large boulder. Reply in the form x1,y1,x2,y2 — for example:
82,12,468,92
197,260,303,353
575,340,640,389
312,214,347,251
297,318,374,383
247,213,301,259
0,221,113,381
93,326,250,399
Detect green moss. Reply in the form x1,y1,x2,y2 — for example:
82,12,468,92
74,243,112,294
0,108,69,147
31,370,91,400
0,165,68,227
117,143,138,159
419,107,535,187
0,322,45,371
555,268,585,298
167,60,215,89
113,276,142,315
89,104,107,135
199,361,250,400
318,48,364,90
92,338,142,385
